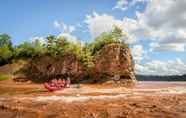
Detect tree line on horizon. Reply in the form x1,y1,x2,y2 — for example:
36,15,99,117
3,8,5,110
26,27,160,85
0,27,129,67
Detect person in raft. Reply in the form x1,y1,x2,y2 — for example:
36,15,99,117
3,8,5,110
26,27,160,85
66,77,71,88
44,78,71,92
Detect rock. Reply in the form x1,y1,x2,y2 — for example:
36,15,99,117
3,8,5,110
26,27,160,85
93,43,136,86
13,74,30,83
27,54,87,83
19,43,136,86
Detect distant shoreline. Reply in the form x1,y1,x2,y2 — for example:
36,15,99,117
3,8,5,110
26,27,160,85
137,75,186,81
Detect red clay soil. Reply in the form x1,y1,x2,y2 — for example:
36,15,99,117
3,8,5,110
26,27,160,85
0,81,186,118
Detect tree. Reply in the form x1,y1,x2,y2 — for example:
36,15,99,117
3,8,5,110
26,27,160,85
0,46,13,65
14,42,35,58
80,43,94,68
32,39,47,56
46,35,60,56
0,34,12,48
0,34,13,65
89,26,128,55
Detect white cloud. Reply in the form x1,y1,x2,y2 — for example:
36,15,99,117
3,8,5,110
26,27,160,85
53,20,84,45
57,32,85,45
85,6,186,48
85,12,138,44
85,12,122,38
30,37,46,45
142,0,186,30
54,20,76,33
132,45,145,63
150,42,185,52
113,0,128,11
112,0,186,52
136,59,186,76
113,0,147,11
139,0,186,52
120,0,186,52
84,1,186,75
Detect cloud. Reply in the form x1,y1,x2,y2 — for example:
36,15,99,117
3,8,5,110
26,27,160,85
30,37,46,45
84,1,186,75
53,20,84,44
116,0,186,52
85,12,122,38
113,0,147,11
150,42,185,52
57,32,85,45
112,0,128,11
54,20,76,33
135,59,186,76
85,12,138,44
132,45,145,63
111,0,186,52
142,0,186,30
139,0,186,52
58,32,81,44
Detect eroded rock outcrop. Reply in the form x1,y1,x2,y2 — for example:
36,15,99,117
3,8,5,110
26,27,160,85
27,54,87,83
16,43,136,85
93,43,136,86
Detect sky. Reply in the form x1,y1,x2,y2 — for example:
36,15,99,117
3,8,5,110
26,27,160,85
0,0,186,75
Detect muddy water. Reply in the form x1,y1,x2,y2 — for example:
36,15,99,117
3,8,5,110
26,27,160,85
135,81,186,89
0,81,186,97
0,81,186,118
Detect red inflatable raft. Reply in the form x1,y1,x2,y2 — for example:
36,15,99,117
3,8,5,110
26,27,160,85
44,79,70,92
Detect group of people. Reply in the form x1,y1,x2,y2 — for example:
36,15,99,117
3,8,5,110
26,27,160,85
44,77,71,92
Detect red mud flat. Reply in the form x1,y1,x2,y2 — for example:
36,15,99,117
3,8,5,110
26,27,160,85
0,81,186,118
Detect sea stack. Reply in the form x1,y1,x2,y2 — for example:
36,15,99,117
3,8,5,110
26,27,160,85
93,43,136,86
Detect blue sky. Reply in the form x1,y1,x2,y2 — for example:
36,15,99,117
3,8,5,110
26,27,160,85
0,0,145,44
0,0,186,75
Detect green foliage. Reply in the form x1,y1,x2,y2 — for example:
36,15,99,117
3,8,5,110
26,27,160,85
46,35,83,57
0,74,9,81
0,34,12,48
88,26,128,55
46,35,58,56
14,39,46,58
0,26,129,68
0,46,13,61
0,34,13,65
32,39,47,56
15,42,35,58
80,43,94,68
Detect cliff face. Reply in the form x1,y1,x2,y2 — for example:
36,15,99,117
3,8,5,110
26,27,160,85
27,54,86,83
21,43,136,85
93,43,136,85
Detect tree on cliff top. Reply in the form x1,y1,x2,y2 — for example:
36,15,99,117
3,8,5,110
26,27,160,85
0,34,12,48
88,26,129,55
0,34,13,65
46,35,83,57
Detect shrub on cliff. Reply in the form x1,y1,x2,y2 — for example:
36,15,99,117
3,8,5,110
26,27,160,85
14,39,46,58
88,26,129,55
80,43,94,68
46,35,83,58
0,34,13,65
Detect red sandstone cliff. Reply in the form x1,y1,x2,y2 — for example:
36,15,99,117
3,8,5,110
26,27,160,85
93,43,136,85
16,43,136,85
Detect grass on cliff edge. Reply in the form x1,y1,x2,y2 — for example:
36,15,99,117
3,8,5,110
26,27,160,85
0,74,9,81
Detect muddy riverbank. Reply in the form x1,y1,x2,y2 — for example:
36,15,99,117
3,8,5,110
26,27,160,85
0,81,186,118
